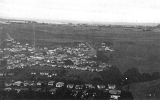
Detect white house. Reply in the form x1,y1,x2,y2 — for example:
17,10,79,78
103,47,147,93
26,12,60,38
110,95,120,100
97,85,106,89
56,82,64,87
13,81,23,86
75,85,83,90
48,81,55,86
4,87,12,91
0,73,4,76
67,84,74,89
23,81,29,87
108,84,116,90
85,84,94,89
5,82,12,87
37,81,43,86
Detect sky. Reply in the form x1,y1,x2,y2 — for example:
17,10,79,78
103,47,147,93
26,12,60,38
0,0,160,23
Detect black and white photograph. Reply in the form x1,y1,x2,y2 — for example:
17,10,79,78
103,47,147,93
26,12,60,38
0,0,160,100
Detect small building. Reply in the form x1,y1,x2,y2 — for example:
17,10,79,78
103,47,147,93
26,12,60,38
85,84,95,89
67,84,74,89
31,72,36,75
52,73,57,76
108,84,116,90
97,85,105,89
5,82,12,87
13,81,23,86
48,81,55,86
110,95,120,100
7,73,14,76
4,87,12,91
56,82,64,88
30,81,36,86
48,75,52,78
109,89,121,95
36,88,42,91
49,88,57,94
23,81,29,87
0,73,4,76
37,81,43,86
75,85,83,90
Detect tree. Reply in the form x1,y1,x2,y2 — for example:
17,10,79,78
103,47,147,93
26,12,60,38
103,41,113,46
59,67,67,76
99,66,122,85
96,51,109,63
64,59,74,65
151,72,160,80
42,51,47,55
123,67,142,84
141,73,152,82
0,59,7,66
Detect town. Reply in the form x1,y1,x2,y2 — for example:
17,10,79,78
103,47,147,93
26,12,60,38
0,31,133,100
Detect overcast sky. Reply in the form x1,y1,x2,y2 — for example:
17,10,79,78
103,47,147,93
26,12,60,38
0,0,160,23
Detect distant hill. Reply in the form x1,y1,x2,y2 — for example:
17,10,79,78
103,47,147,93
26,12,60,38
130,79,160,100
156,24,160,28
0,18,38,24
152,24,160,32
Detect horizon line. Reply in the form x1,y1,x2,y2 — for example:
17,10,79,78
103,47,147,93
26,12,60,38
0,17,159,26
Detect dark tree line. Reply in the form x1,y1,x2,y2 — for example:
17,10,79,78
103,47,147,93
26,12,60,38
98,66,160,86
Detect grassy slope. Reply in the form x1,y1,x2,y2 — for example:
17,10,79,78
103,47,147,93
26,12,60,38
130,79,160,100
1,23,160,73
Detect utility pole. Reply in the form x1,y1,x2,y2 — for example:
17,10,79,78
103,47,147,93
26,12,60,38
33,23,36,50
0,26,6,49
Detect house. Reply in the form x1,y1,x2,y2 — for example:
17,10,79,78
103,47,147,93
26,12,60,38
15,88,21,93
29,81,36,86
37,81,43,86
16,88,28,93
85,84,95,89
49,88,57,94
48,81,55,86
7,73,14,76
0,73,4,76
48,75,52,78
110,95,120,100
36,88,42,92
31,72,36,75
5,82,12,87
23,81,29,87
109,89,121,95
52,73,57,76
108,84,116,89
40,71,49,76
67,84,74,89
97,85,106,89
4,87,12,91
75,85,83,90
40,72,45,76
56,82,64,87
13,81,23,86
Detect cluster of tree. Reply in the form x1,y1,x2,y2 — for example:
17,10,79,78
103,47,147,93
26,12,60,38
0,59,7,67
0,88,110,100
97,66,160,86
122,67,160,85
96,51,109,63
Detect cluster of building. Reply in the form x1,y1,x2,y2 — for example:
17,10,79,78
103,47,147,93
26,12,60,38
0,36,120,99
3,80,121,99
0,36,113,72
